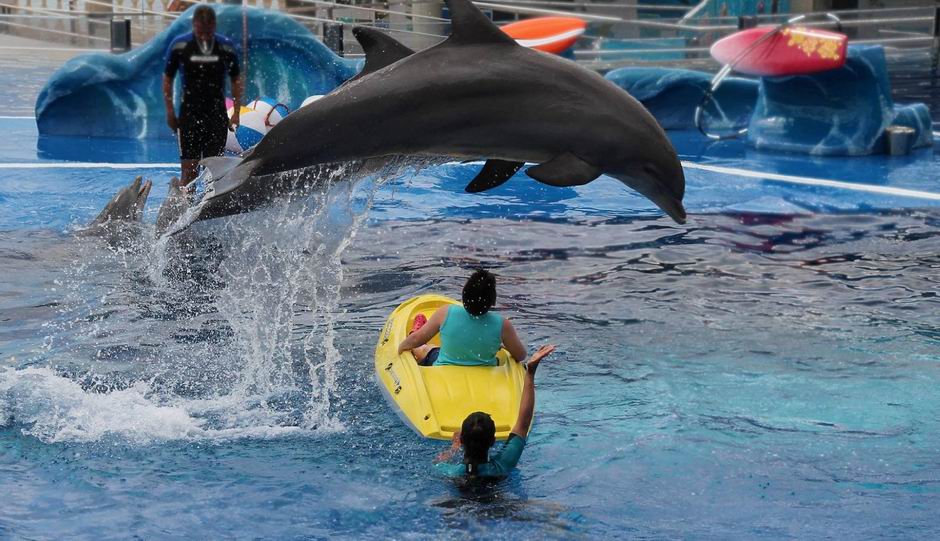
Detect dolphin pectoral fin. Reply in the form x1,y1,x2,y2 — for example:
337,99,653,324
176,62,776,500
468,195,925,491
350,27,414,81
465,159,524,193
526,153,601,187
199,156,243,182
443,0,517,47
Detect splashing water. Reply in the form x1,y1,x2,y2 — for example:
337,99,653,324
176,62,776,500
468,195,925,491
3,159,427,443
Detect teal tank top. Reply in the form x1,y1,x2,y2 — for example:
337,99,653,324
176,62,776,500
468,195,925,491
435,305,504,367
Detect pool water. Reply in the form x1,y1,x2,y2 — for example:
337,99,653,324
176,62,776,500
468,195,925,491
2,69,940,538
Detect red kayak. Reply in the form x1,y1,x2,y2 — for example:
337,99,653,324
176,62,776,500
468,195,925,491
501,16,587,55
710,26,848,76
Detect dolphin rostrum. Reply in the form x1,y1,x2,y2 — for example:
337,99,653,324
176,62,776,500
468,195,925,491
195,0,686,224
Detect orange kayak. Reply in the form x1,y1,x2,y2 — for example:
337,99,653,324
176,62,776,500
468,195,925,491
501,16,587,55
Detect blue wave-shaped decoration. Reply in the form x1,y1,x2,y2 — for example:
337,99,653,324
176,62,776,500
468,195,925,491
604,67,758,130
36,5,360,139
749,45,933,156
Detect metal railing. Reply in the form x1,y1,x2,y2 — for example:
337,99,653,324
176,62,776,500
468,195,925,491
1,0,937,113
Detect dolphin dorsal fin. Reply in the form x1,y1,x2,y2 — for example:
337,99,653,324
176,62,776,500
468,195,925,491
444,0,516,46
351,27,414,80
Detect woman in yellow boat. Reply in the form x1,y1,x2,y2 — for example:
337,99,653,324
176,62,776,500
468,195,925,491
434,343,555,478
397,269,527,367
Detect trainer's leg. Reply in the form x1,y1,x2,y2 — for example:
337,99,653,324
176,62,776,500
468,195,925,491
181,159,200,185
178,114,200,187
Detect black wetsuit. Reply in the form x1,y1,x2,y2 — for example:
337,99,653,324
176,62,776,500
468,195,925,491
164,32,240,160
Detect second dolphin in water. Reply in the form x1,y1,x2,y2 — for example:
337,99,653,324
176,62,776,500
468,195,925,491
196,0,686,224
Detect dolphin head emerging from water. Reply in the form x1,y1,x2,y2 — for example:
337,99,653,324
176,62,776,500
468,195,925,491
195,0,686,224
80,175,152,245
89,176,152,225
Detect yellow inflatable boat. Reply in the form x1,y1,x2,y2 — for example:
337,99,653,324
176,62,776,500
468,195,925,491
374,294,526,441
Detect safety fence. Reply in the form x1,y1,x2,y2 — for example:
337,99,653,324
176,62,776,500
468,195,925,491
0,0,937,119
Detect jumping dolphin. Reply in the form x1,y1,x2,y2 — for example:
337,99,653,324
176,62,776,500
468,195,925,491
196,0,686,224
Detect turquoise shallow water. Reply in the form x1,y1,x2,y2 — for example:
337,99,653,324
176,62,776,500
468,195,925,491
1,94,940,537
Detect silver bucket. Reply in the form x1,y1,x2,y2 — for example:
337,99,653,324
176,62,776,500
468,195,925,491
884,125,916,156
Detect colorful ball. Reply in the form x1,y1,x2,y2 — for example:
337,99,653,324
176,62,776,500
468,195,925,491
226,106,266,154
248,97,289,128
224,97,290,154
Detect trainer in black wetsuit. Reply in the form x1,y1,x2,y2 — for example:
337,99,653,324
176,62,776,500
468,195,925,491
163,5,243,187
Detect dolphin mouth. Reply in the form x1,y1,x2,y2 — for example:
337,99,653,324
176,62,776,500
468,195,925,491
134,179,153,221
612,173,687,224
137,179,152,203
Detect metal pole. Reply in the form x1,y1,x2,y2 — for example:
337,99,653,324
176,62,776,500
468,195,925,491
242,0,248,104
678,0,710,26
323,21,343,56
932,6,939,98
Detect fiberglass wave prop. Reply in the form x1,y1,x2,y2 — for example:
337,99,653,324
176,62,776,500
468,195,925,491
748,45,933,156
35,4,358,139
604,67,758,131
607,47,932,156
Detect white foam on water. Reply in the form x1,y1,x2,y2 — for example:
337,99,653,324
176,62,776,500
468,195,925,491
0,367,203,444
17,159,413,444
0,367,322,443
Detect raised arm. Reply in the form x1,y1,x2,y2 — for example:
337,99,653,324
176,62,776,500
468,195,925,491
398,306,447,354
510,344,555,438
501,319,527,363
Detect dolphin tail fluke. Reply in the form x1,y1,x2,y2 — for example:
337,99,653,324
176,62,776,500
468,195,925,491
465,159,524,193
526,153,601,187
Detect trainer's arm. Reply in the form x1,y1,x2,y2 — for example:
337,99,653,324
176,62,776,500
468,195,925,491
162,74,178,131
501,319,527,363
398,306,447,354
229,75,243,129
510,344,555,438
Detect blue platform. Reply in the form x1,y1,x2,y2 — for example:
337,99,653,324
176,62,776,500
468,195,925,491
35,5,359,140
749,45,933,156
607,46,933,157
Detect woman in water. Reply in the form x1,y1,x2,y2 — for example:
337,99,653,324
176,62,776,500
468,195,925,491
434,343,555,477
397,269,527,366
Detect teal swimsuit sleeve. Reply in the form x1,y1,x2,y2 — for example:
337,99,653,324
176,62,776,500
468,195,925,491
434,461,465,477
488,434,526,476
